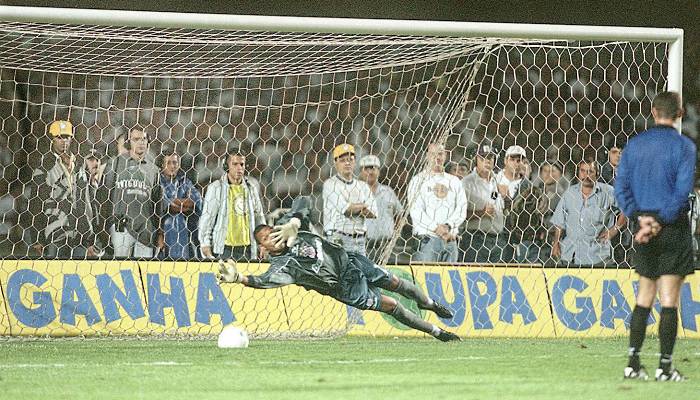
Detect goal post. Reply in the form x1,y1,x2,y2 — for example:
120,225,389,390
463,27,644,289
0,6,689,339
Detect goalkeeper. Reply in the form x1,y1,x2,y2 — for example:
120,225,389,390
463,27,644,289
218,196,460,342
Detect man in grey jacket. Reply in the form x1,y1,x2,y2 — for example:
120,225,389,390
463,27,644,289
97,126,163,258
198,148,265,260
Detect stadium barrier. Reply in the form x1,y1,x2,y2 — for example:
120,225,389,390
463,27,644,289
1,260,700,338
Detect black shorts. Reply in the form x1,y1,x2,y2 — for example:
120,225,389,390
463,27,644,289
633,215,695,279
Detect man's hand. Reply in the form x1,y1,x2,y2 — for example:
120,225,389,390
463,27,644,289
597,226,619,242
86,245,98,257
551,242,561,259
270,217,301,247
217,259,243,284
201,246,214,259
635,216,662,244
482,204,495,218
32,243,44,256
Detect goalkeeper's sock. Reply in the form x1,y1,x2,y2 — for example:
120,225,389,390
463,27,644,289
659,307,678,374
628,305,650,371
390,302,434,334
394,278,432,308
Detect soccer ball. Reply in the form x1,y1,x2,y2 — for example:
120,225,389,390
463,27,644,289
217,325,249,349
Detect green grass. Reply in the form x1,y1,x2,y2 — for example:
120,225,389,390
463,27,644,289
1,337,699,399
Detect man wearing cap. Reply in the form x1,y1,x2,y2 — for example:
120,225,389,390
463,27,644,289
322,144,378,255
461,144,512,263
496,145,528,199
28,120,98,258
359,154,404,262
408,142,467,263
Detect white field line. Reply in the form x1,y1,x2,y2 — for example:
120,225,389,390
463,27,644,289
0,353,638,369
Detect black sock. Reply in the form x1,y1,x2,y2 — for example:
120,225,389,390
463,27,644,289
628,305,650,370
390,302,435,335
659,307,678,373
393,278,432,309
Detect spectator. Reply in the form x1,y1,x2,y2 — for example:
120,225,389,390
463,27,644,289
322,144,377,255
551,160,626,266
198,148,265,260
28,120,97,258
77,149,104,255
159,149,203,259
600,145,622,185
505,169,548,264
358,154,403,262
408,143,466,263
536,162,569,263
462,144,512,263
496,145,528,199
98,126,163,258
445,161,469,180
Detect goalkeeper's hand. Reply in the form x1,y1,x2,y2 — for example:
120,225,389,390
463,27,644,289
270,217,301,248
634,215,662,244
217,259,243,284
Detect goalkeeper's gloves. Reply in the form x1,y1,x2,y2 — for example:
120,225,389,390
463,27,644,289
270,217,301,248
217,259,243,283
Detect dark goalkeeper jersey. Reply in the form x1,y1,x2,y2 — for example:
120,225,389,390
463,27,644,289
246,231,349,296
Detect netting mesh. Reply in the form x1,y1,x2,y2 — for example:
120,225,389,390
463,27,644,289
0,19,673,337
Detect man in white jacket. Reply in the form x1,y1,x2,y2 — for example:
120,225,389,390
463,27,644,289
199,149,265,260
408,142,467,263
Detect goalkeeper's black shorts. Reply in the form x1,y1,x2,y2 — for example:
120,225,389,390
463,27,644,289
633,215,695,279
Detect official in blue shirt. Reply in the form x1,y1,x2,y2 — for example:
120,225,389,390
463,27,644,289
616,91,695,382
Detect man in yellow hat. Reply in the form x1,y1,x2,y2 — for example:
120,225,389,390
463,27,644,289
28,120,97,258
322,143,377,255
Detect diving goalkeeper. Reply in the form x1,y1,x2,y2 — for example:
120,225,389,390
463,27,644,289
217,196,460,342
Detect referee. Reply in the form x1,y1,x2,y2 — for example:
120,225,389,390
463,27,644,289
616,91,696,382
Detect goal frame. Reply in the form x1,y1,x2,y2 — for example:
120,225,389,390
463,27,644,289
0,5,683,103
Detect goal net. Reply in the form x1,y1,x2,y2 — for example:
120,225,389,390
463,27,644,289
0,8,684,338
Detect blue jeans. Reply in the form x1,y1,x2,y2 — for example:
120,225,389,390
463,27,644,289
413,235,458,263
461,231,513,263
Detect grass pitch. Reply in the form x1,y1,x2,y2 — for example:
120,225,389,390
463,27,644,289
1,337,699,399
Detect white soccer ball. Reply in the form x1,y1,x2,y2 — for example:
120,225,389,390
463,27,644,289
217,325,249,349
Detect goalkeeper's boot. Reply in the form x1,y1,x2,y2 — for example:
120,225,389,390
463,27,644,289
623,365,649,381
655,367,686,382
422,300,454,319
435,329,461,342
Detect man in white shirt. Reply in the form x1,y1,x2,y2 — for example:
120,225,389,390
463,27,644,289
461,144,513,263
359,154,404,263
408,143,467,263
323,144,378,255
496,145,527,199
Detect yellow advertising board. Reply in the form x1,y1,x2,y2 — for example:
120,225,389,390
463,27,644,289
679,273,700,339
0,259,143,336
138,261,291,336
348,265,555,338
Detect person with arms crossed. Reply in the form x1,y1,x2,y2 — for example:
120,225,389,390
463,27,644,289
617,91,695,381
358,154,404,263
159,148,203,259
217,196,459,342
199,148,265,261
461,144,512,263
323,144,378,255
408,142,467,263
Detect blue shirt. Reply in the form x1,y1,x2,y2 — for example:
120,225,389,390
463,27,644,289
615,125,696,224
551,183,618,265
160,172,203,258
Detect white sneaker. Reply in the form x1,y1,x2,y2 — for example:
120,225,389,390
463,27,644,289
623,366,649,381
655,368,686,382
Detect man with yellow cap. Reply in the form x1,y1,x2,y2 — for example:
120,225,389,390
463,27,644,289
322,143,378,255
28,120,97,258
